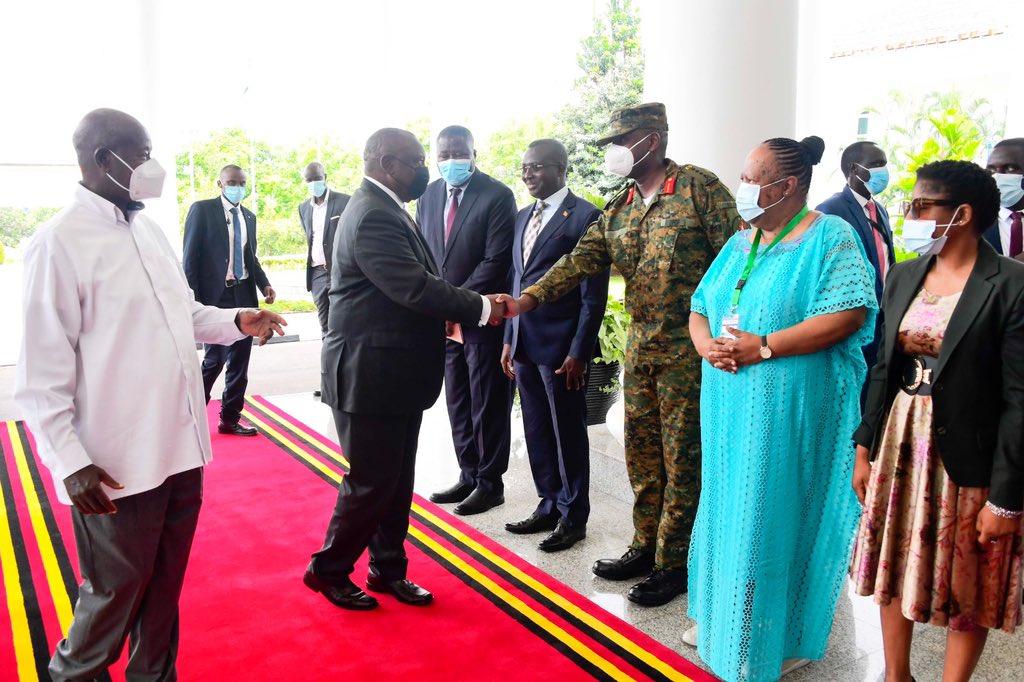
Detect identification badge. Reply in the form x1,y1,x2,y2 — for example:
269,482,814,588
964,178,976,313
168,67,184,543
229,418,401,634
720,313,740,340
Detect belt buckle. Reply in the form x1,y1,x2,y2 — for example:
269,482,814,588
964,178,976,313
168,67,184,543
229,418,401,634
903,356,932,392
225,278,239,288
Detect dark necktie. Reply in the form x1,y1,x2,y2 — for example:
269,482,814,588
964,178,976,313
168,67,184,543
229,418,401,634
1010,211,1023,258
445,188,461,244
230,207,244,280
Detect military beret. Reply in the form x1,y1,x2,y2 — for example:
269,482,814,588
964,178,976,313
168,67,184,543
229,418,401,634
595,102,669,146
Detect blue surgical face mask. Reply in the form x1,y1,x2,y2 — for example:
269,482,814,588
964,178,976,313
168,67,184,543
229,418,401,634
438,159,473,186
855,163,889,196
308,180,327,197
223,185,246,204
734,177,787,223
902,207,962,257
993,173,1024,208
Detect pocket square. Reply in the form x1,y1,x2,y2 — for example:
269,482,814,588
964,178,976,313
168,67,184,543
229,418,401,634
331,215,341,221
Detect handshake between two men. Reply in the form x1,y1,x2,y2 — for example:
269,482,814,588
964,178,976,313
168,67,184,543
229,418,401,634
482,292,537,324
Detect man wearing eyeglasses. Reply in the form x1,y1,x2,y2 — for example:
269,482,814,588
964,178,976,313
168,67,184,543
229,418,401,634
500,139,608,552
417,126,518,516
816,141,894,378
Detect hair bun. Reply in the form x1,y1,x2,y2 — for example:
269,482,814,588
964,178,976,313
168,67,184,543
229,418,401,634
799,136,825,165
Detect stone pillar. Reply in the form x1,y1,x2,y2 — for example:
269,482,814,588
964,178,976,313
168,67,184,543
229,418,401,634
641,0,800,188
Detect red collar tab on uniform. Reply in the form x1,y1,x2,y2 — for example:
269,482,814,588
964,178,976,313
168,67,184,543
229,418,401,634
626,186,636,205
661,177,676,195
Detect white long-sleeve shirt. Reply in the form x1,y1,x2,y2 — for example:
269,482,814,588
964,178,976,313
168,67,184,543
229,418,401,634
15,185,246,505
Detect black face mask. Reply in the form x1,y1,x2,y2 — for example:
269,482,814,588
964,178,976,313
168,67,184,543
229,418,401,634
407,166,430,200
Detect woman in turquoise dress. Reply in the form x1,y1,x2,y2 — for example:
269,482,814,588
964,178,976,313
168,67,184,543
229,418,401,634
687,136,877,681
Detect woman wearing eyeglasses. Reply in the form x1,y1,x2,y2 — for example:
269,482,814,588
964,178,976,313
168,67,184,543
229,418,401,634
851,160,1024,682
687,136,877,681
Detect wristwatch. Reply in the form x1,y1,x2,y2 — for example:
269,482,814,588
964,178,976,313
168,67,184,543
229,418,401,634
759,335,773,360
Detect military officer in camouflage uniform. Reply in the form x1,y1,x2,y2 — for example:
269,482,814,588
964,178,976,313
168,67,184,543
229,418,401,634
505,103,740,606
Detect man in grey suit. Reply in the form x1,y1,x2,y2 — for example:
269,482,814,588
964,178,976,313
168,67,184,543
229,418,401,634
304,128,508,610
299,162,350,396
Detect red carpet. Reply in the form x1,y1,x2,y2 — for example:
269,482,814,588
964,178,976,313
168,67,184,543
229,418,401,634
0,398,715,681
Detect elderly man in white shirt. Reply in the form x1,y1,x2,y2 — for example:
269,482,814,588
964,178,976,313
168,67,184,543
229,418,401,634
15,108,285,682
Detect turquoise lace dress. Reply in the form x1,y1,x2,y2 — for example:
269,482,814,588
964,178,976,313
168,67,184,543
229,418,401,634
688,214,877,682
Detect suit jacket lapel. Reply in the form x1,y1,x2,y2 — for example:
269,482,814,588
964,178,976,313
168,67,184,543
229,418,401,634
300,201,313,240
444,173,481,261
363,179,440,277
934,243,1000,381
526,192,575,269
512,205,529,274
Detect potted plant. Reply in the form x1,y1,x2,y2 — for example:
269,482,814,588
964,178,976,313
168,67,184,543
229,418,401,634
586,294,629,426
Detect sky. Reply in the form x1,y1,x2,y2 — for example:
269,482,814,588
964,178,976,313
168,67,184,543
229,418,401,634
1,0,606,167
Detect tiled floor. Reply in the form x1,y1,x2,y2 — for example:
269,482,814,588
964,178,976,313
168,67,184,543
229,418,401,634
264,388,1024,682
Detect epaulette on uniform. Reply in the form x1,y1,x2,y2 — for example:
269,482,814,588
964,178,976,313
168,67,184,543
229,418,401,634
604,183,632,210
682,164,720,184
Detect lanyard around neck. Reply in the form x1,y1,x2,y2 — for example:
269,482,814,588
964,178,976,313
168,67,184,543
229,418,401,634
730,206,809,311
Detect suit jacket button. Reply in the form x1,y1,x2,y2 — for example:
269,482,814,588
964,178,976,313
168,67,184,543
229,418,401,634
937,426,947,436
935,383,943,392
442,267,447,273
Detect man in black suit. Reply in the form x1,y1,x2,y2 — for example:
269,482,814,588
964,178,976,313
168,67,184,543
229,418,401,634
816,141,895,375
418,125,518,516
500,139,608,552
299,162,350,397
984,138,1024,257
304,128,508,610
182,165,276,436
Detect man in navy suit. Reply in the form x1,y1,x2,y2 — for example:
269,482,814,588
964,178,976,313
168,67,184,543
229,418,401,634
984,138,1024,257
816,141,893,372
418,126,518,516
182,165,275,436
500,139,608,552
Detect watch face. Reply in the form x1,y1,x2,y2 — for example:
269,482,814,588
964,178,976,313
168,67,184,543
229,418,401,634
760,346,772,359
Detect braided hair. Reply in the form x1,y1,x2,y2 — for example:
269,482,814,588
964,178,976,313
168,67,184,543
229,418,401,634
763,136,825,196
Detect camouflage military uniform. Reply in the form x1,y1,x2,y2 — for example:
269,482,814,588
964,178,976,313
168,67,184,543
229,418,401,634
524,160,739,569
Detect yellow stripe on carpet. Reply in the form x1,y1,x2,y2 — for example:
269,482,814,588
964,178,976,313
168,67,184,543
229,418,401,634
0,449,38,679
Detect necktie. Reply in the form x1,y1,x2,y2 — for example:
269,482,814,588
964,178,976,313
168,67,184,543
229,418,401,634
522,200,547,263
445,188,461,244
230,207,244,280
1010,211,1023,258
865,200,887,282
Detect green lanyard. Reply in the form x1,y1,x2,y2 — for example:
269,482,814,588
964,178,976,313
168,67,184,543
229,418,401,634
730,206,809,311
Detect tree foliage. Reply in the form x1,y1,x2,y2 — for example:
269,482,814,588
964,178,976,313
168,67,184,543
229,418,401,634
555,0,644,202
0,206,61,249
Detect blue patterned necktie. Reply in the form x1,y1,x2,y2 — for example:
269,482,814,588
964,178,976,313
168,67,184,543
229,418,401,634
230,207,244,280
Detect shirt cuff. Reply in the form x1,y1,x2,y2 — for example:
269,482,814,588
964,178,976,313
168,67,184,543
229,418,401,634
52,440,94,483
478,295,491,327
522,285,545,305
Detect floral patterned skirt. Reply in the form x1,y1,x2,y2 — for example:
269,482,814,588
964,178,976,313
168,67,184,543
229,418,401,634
849,391,1024,633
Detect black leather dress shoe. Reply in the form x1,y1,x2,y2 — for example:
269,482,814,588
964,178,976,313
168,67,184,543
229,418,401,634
626,567,687,606
303,570,378,610
592,547,656,580
429,481,474,504
538,520,586,552
454,487,504,516
218,421,258,436
365,576,433,606
313,389,322,397
505,510,559,534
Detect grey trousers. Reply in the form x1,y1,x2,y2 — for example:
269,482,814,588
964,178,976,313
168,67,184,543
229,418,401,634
311,266,330,336
49,468,203,682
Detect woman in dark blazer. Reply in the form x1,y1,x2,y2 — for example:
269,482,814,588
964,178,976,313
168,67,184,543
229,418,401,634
850,160,1024,682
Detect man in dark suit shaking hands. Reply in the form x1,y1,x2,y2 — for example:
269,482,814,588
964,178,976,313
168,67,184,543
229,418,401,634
304,128,509,610
418,125,518,516
299,162,350,397
183,165,276,436
501,139,608,552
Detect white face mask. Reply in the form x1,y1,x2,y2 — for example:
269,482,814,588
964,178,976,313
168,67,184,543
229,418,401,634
902,207,962,257
734,177,787,222
103,149,166,201
993,173,1024,208
603,134,653,177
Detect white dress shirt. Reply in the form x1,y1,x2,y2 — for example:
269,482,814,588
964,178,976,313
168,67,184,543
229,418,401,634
16,185,245,504
364,177,489,325
532,185,569,231
310,188,330,267
221,194,250,280
997,207,1018,256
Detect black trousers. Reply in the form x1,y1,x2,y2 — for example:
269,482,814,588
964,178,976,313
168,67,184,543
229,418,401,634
444,339,513,494
310,409,422,582
310,266,330,336
514,355,591,527
202,281,256,424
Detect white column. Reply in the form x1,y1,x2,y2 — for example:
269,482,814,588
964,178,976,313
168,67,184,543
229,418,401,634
641,0,800,188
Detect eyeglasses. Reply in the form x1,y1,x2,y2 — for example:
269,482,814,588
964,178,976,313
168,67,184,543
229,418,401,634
901,198,959,217
520,162,561,175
